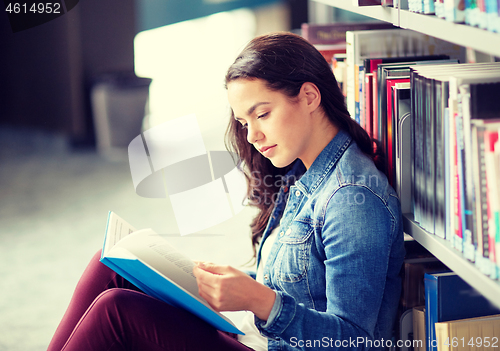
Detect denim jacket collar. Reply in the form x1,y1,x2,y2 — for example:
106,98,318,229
294,129,352,197
256,129,352,267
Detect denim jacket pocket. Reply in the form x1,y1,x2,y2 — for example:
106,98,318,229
275,221,313,283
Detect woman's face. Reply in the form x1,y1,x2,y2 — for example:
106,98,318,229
227,78,318,169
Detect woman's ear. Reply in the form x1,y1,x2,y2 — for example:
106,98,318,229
301,82,321,112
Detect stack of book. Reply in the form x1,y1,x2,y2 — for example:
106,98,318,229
410,63,500,279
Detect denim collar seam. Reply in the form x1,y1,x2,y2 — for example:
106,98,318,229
302,134,352,195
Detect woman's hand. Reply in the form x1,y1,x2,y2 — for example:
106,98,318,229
193,262,276,321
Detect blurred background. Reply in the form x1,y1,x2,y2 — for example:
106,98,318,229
0,1,367,349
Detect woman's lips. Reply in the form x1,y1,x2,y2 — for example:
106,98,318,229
259,145,277,157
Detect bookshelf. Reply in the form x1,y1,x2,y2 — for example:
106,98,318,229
310,0,500,310
312,0,500,57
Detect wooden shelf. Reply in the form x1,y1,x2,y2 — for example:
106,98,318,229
311,0,500,57
403,214,500,309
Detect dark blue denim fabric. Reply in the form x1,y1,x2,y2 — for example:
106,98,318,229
254,129,405,351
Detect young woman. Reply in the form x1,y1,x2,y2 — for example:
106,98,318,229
48,32,405,351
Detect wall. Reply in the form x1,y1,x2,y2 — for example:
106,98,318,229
0,0,136,144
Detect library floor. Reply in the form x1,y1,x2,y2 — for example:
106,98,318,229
0,127,256,351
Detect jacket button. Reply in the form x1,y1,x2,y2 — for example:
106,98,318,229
264,274,269,280
295,190,301,197
279,231,284,237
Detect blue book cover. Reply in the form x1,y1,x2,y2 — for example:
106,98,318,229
424,272,500,351
100,211,243,335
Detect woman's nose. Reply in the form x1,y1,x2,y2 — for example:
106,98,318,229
246,123,263,145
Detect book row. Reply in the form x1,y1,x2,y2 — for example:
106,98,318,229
410,62,500,279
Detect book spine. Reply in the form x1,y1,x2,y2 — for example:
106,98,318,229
345,31,357,119
434,322,451,351
355,64,361,123
425,77,436,234
449,77,463,251
445,0,467,22
478,0,488,28
486,130,500,277
445,107,453,242
485,0,499,31
373,70,380,141
361,69,366,131
472,123,489,273
495,131,500,273
435,80,446,239
301,22,396,45
412,73,422,224
456,108,466,253
365,73,374,138
459,85,478,262
424,273,438,351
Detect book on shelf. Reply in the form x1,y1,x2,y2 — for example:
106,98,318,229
300,22,395,45
352,0,382,5
408,0,499,33
470,119,500,277
435,314,500,351
412,306,426,351
301,22,396,66
363,55,450,149
364,72,374,137
100,211,243,335
400,256,449,312
424,271,500,351
386,76,410,187
450,73,500,267
333,54,348,98
377,58,456,182
484,125,500,278
444,0,466,22
410,63,498,243
345,28,464,125
392,82,412,214
407,64,500,273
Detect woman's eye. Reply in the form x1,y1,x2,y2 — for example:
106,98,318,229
257,112,269,119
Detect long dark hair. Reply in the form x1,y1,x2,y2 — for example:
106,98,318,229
224,32,384,256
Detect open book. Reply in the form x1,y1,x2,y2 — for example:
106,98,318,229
100,211,243,335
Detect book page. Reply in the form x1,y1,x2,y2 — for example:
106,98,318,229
107,229,200,299
103,212,137,256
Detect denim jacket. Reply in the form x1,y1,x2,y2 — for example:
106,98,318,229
254,129,405,351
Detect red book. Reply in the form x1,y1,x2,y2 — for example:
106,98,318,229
372,70,379,141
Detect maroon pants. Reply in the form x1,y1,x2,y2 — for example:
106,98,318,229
48,251,254,351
